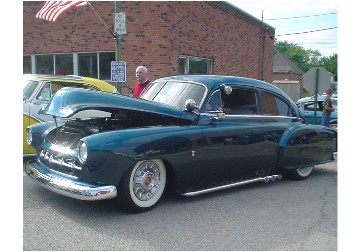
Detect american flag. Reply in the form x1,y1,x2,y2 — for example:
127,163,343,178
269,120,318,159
36,1,88,22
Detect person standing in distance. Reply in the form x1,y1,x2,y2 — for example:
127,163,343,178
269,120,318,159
321,88,334,127
132,66,150,97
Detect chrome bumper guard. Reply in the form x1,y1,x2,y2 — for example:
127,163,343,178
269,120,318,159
24,161,117,201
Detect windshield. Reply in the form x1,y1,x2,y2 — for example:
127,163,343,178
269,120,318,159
23,80,40,100
140,81,207,110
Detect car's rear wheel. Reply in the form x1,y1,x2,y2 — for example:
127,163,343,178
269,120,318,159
287,165,314,180
329,122,337,130
117,159,166,213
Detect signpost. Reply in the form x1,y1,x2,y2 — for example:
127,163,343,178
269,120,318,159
111,61,126,83
114,12,127,35
113,2,127,93
303,67,331,124
303,67,331,95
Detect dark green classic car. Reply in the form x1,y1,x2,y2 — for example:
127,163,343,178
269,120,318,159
25,75,337,213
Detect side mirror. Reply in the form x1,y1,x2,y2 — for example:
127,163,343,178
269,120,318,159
184,99,198,112
220,84,232,95
34,96,45,105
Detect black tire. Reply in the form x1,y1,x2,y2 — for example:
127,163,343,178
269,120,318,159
329,123,337,130
117,159,166,213
286,165,314,180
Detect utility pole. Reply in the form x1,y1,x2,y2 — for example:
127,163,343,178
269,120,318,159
115,1,121,93
258,10,264,80
313,68,320,123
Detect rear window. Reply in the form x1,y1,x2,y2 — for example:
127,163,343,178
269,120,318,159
260,92,291,116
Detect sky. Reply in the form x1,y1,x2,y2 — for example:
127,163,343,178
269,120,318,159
227,0,338,57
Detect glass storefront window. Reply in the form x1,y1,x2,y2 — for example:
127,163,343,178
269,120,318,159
78,53,97,78
99,52,115,80
24,52,115,79
55,54,73,75
23,56,31,74
35,55,54,74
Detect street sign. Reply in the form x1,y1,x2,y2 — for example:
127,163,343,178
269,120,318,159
114,12,127,35
303,67,331,95
111,61,126,82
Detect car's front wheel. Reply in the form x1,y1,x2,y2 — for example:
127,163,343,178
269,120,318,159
117,159,166,213
286,165,314,180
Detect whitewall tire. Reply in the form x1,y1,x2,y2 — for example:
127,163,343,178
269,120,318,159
118,159,166,213
287,165,314,180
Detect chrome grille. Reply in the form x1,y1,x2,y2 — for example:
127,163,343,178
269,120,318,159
40,149,82,177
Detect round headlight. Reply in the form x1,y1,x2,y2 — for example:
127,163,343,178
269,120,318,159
78,141,88,163
26,128,32,145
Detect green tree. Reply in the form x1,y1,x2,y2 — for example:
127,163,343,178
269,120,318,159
321,53,337,80
275,40,337,79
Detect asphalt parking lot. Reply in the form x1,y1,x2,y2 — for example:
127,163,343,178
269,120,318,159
22,160,339,251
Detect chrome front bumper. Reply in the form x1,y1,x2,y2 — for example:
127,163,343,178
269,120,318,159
24,161,117,201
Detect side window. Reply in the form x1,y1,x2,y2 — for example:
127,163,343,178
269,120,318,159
318,101,324,111
222,88,257,115
260,92,290,116
37,82,63,101
51,83,61,95
37,83,51,100
304,101,320,111
205,90,223,112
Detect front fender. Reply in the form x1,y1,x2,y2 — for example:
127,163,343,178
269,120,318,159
23,114,40,155
278,124,337,170
80,125,203,186
27,121,59,151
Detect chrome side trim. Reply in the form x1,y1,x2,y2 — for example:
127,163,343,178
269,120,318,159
23,153,37,158
24,161,117,201
181,174,282,197
23,112,44,123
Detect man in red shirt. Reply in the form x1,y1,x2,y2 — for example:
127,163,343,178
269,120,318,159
132,66,150,97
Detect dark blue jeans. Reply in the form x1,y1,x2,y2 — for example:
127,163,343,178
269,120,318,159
321,113,331,126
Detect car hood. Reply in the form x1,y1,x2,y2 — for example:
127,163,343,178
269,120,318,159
39,87,197,123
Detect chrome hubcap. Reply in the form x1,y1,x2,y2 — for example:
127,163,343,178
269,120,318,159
298,166,312,175
133,161,161,201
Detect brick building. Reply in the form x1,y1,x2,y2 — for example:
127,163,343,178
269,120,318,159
23,1,275,94
272,53,304,84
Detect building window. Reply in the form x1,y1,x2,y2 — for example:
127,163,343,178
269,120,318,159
55,54,73,75
189,57,208,74
78,53,97,78
35,55,54,74
77,52,115,79
179,55,212,74
25,52,115,80
178,57,186,74
99,52,115,79
23,56,31,74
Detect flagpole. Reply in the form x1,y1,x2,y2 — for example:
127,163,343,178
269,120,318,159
86,1,115,38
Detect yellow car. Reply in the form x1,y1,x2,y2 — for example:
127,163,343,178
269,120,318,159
23,75,118,157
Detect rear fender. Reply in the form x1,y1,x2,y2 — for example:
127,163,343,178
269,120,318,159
278,124,337,170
